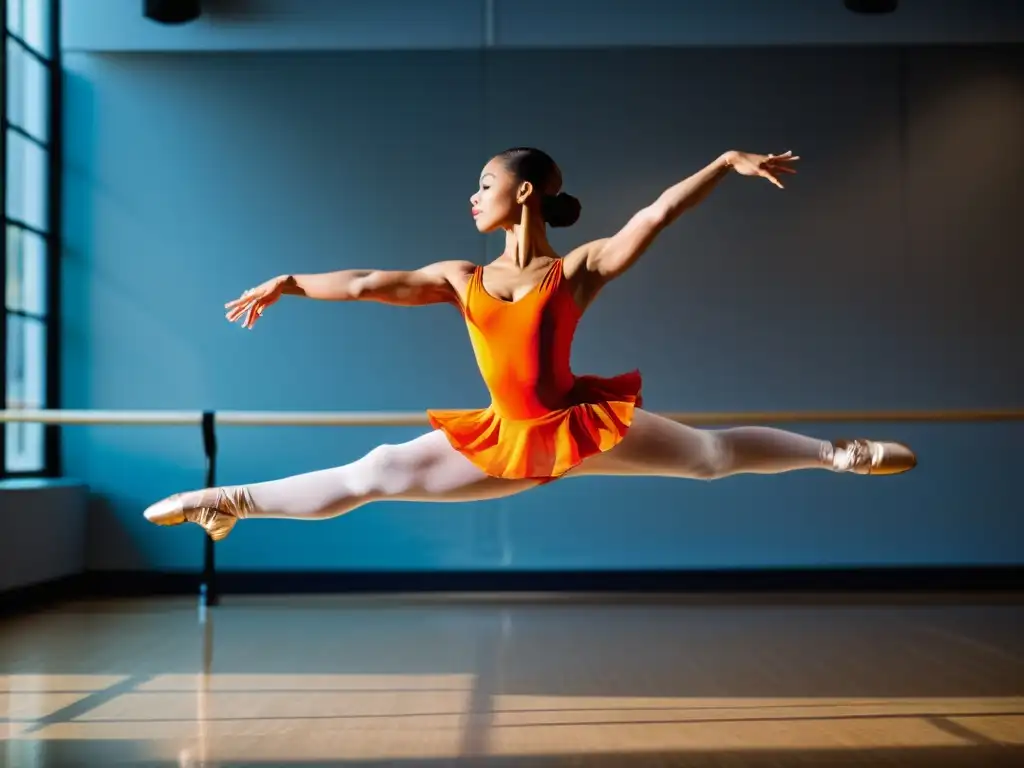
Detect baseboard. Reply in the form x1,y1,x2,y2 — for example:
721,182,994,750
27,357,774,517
4,568,1022,616
78,566,1024,599
0,574,86,618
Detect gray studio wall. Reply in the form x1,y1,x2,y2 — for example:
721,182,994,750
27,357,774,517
59,1,1024,572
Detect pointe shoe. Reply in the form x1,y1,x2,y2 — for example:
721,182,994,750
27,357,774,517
832,439,917,475
143,487,252,541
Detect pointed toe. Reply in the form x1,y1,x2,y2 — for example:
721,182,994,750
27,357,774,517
879,441,917,475
143,495,186,526
833,439,917,475
143,487,248,542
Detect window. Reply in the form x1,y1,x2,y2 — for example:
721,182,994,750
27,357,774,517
3,0,59,475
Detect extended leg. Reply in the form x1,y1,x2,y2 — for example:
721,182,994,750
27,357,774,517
573,409,916,480
143,430,538,540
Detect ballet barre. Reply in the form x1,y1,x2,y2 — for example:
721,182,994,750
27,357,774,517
2,407,1024,426
2,405,1023,608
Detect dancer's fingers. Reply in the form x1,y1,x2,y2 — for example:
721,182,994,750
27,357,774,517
225,287,264,310
235,301,253,327
226,303,248,323
238,297,260,322
225,294,257,311
760,169,784,188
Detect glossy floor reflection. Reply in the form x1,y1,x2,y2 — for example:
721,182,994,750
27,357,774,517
1,592,1023,766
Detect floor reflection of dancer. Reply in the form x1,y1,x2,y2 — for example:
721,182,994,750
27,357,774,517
145,147,915,541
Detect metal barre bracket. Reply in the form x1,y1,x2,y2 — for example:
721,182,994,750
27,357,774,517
200,411,218,608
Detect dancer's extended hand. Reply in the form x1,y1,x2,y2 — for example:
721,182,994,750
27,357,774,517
726,150,799,189
224,275,288,329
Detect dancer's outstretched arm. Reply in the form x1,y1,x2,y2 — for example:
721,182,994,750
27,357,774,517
566,150,799,295
224,260,475,328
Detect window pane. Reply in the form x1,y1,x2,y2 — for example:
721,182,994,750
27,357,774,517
5,312,47,471
5,0,22,33
7,0,50,57
6,226,48,315
5,422,44,472
5,130,49,230
6,313,47,409
7,39,50,142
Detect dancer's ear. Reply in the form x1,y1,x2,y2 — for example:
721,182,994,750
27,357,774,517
516,181,534,205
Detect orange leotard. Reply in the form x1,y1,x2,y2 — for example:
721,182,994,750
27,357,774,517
427,258,642,480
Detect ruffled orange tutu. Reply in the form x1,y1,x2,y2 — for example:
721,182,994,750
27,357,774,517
428,370,642,480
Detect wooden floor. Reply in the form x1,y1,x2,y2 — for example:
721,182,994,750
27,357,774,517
1,592,1023,767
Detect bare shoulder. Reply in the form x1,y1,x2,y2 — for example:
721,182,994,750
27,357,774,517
421,259,476,305
560,240,608,280
419,259,476,279
416,259,474,287
438,260,476,289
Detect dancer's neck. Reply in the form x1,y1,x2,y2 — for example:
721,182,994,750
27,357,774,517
500,211,555,270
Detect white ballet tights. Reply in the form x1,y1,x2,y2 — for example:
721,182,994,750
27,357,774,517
229,429,537,520
208,410,835,522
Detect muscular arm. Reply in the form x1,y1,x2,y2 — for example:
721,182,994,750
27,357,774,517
281,260,474,307
568,149,795,295
571,151,737,288
226,259,476,328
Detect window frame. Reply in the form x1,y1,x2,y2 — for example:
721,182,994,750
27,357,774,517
3,0,62,478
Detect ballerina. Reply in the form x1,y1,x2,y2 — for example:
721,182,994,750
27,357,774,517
144,147,915,541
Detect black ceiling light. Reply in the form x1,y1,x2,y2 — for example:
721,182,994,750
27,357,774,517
844,0,898,13
143,0,202,25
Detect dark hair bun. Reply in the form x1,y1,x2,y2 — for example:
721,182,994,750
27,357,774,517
541,192,581,228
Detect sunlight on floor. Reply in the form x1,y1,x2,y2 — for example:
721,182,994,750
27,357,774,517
3,673,1023,762
2,595,1022,764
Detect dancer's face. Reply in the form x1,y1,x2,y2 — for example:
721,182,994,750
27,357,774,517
469,157,532,233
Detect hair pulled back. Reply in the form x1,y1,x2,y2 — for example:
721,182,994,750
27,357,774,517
496,147,581,228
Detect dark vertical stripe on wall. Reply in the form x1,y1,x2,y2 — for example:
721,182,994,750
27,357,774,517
1,11,9,475
897,47,910,281
45,0,63,476
480,0,491,267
